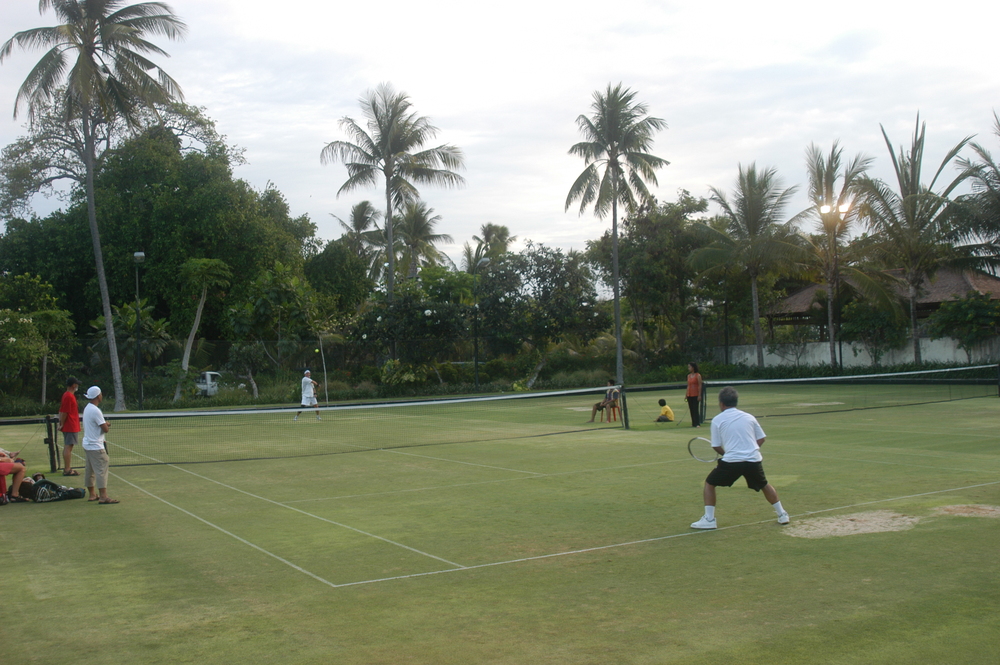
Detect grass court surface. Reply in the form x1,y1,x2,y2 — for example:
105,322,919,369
1,391,998,664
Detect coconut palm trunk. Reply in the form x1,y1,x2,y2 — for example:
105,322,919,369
84,112,126,410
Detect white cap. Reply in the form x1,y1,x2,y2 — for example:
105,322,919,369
304,370,310,375
85,386,102,399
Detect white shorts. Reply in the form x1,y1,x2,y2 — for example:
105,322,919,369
301,398,318,407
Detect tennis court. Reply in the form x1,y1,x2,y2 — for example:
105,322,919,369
2,379,998,664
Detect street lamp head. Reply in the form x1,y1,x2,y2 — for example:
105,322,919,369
134,251,146,264
838,203,850,214
819,205,832,214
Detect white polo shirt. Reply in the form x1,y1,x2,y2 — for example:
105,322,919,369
710,406,765,462
82,402,107,451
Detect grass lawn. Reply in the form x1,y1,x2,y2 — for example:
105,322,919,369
2,393,998,664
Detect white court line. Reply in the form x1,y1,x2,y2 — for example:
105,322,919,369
768,450,999,473
112,473,342,589
106,442,465,570
105,443,1000,590
332,478,1000,588
285,457,692,504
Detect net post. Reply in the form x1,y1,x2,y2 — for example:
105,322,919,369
620,387,630,429
45,415,58,473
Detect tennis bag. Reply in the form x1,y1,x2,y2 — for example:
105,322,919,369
33,479,86,502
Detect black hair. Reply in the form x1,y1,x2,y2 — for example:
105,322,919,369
658,398,666,406
688,362,700,374
67,376,79,387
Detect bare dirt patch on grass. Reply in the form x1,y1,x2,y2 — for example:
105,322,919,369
784,510,921,539
932,504,1000,518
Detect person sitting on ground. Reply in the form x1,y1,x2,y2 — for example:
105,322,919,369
0,449,28,502
588,380,620,423
656,399,675,422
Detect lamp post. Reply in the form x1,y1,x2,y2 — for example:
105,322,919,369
133,251,145,409
819,203,850,370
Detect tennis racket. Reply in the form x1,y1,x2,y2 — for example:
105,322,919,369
687,436,719,463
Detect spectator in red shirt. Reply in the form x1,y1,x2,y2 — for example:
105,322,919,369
58,377,81,476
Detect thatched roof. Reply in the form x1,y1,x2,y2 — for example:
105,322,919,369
771,268,1000,324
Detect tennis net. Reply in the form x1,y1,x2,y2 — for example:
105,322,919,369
626,364,999,420
84,385,624,466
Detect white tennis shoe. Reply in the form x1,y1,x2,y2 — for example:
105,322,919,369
777,512,790,525
690,516,717,530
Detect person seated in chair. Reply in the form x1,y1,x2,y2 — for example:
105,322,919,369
0,449,28,502
656,399,675,422
588,380,620,423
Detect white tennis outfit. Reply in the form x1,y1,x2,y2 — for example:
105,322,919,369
710,407,765,462
301,375,317,406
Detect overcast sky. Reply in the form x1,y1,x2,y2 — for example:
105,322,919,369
2,0,998,267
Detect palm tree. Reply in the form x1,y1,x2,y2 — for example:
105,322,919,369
332,200,384,279
2,0,186,411
395,201,454,278
321,83,465,301
694,163,799,368
854,116,976,364
566,83,668,388
956,112,1000,264
473,223,517,259
797,142,873,366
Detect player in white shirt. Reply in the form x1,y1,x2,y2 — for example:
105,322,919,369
691,386,788,529
295,370,321,421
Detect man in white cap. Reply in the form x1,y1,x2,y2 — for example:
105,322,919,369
295,370,321,421
82,386,118,504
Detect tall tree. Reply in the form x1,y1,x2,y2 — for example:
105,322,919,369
473,223,517,260
320,83,465,301
854,116,976,364
956,112,1000,264
332,200,383,278
694,163,799,367
173,258,230,401
797,142,873,367
566,83,668,389
2,0,187,410
395,200,453,278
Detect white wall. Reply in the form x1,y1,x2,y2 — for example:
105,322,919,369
715,337,1000,368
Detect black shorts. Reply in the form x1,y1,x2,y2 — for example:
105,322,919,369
706,460,769,491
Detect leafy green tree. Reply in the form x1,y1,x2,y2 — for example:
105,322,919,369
587,191,707,359
0,94,237,220
854,115,976,364
925,291,1000,363
693,163,799,367
839,299,909,367
172,258,230,401
228,262,317,366
504,243,609,386
0,309,46,390
1,123,316,343
2,0,187,411
321,83,465,300
396,200,453,279
303,239,373,315
418,264,477,304
0,273,74,400
566,83,668,388
90,297,173,378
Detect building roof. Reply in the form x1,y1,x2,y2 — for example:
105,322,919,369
772,268,1000,323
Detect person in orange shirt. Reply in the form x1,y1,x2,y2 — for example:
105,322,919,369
686,362,703,427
